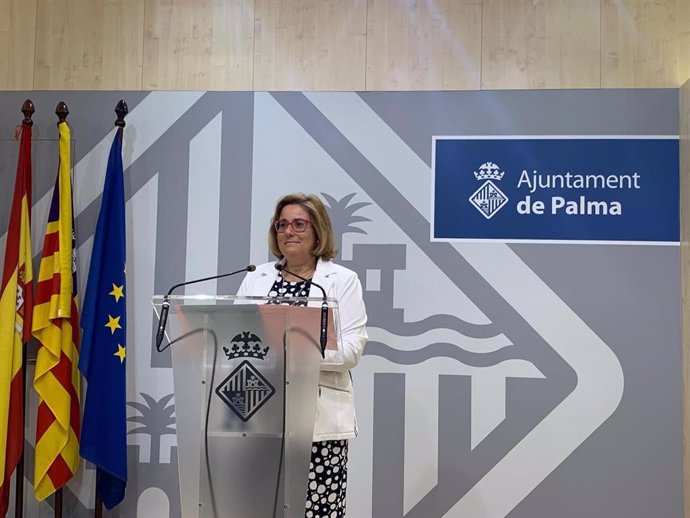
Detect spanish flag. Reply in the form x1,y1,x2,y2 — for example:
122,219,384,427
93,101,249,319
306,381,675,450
32,120,80,501
0,119,34,516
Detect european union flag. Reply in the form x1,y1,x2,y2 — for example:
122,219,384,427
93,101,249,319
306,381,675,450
79,128,127,509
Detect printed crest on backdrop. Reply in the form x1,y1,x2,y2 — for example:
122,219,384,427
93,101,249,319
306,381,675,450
468,162,509,219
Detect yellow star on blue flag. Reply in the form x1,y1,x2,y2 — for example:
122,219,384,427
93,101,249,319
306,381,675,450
113,344,126,363
105,315,121,334
109,284,124,302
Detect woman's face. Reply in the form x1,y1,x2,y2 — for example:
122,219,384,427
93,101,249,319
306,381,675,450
276,204,316,263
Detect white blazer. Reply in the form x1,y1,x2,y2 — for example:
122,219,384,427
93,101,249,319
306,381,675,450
237,258,368,441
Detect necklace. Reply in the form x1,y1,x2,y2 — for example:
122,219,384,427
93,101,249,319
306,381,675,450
283,262,316,281
281,269,314,282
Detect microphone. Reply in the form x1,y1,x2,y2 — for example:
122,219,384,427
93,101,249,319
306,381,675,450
155,265,256,351
275,262,328,357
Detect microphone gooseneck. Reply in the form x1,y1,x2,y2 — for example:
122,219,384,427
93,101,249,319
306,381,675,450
275,262,328,357
155,264,256,352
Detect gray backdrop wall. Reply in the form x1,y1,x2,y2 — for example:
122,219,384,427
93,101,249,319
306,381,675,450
0,89,681,518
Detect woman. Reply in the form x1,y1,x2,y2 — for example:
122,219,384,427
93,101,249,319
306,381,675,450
237,193,368,518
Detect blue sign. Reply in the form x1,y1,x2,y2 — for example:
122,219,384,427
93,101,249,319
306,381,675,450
432,137,679,243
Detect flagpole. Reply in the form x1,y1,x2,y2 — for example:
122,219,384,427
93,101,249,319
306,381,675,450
54,490,62,518
53,101,69,518
13,99,34,518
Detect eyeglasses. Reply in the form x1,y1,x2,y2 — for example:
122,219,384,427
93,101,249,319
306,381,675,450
274,218,312,233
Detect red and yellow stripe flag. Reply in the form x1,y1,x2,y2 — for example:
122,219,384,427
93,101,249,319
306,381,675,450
0,120,34,516
32,120,81,501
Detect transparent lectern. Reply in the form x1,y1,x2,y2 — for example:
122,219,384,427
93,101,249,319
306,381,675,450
152,295,341,518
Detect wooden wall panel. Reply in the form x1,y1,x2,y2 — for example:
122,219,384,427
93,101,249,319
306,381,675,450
678,0,690,84
253,0,367,91
35,0,104,89
0,0,36,90
543,0,601,88
482,0,545,89
34,0,144,90
2,0,690,91
143,0,254,90
482,0,600,89
100,0,145,90
365,0,482,91
602,0,682,87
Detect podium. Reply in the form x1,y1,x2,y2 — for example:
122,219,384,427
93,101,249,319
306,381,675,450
152,295,340,518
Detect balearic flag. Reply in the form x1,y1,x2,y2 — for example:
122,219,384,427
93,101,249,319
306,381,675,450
32,119,81,500
0,115,34,516
79,127,127,509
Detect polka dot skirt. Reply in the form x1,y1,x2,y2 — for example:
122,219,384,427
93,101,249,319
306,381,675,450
305,440,349,518
266,278,350,517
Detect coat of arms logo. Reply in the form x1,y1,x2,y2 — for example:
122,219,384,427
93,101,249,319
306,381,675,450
216,331,275,421
216,361,275,422
469,161,509,219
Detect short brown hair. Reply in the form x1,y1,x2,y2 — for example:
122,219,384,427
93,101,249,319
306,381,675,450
268,193,337,260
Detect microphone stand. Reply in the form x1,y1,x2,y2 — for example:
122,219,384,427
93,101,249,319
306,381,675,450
274,263,328,357
155,265,256,351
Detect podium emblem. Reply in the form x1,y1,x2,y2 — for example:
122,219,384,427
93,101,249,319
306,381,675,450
223,331,270,360
216,360,276,421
